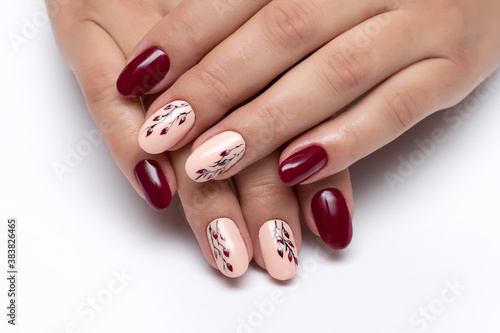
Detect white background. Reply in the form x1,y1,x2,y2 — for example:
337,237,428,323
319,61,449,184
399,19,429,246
1,2,500,333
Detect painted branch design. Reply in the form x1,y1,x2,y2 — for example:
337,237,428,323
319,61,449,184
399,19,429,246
195,143,245,181
209,220,233,272
273,220,298,265
143,103,192,138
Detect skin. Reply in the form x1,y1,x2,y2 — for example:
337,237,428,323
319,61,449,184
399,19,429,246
130,0,500,184
48,0,354,279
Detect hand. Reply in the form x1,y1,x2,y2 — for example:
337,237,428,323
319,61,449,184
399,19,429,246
124,0,500,185
169,144,354,279
49,0,181,210
49,0,355,280
49,0,270,209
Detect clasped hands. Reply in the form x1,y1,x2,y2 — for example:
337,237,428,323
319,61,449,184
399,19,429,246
49,0,500,279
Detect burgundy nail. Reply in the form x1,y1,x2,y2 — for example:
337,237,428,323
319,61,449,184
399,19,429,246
134,160,172,210
311,188,352,249
117,47,170,98
279,145,328,186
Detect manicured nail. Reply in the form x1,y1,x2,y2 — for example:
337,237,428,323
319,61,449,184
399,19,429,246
259,220,298,280
185,131,245,182
139,101,195,154
117,47,170,98
207,218,249,278
134,160,172,210
279,145,328,186
311,188,352,249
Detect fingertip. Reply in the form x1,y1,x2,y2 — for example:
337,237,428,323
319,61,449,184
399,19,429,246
311,188,352,249
278,144,329,186
206,218,250,278
116,46,171,98
296,169,354,249
134,159,173,210
185,131,246,182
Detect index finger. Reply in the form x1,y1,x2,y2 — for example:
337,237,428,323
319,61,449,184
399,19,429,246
116,0,271,98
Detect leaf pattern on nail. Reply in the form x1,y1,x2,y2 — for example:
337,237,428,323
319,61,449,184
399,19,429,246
143,102,192,138
195,143,245,181
272,220,298,266
209,220,233,273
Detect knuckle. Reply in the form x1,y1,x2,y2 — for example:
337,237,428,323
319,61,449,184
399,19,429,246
80,67,117,105
105,132,124,156
338,120,365,161
445,40,477,74
429,1,476,72
103,112,141,155
166,13,200,50
263,0,317,49
196,63,233,108
253,103,288,144
186,181,227,212
243,176,287,207
382,87,420,132
320,45,365,95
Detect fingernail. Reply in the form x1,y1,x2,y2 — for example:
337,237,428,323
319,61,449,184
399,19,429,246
185,131,245,182
207,218,249,278
279,145,328,186
259,219,298,280
311,188,352,249
134,160,172,210
117,47,170,98
139,101,195,154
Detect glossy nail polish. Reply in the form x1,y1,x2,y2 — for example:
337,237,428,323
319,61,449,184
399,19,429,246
134,160,172,210
259,220,298,280
185,131,246,182
279,145,328,186
207,218,249,278
117,47,170,98
139,101,195,154
311,188,352,249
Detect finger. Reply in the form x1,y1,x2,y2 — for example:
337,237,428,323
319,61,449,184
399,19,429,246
295,169,354,249
185,11,438,181
116,0,271,98
52,16,176,210
137,0,387,154
233,151,300,280
170,146,252,278
279,57,464,185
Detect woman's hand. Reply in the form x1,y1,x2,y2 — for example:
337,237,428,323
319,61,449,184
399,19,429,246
170,145,354,279
49,0,355,280
49,0,179,209
123,0,500,185
48,0,271,209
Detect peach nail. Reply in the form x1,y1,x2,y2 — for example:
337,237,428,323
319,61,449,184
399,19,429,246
207,218,249,278
139,100,195,154
185,131,245,182
259,219,298,280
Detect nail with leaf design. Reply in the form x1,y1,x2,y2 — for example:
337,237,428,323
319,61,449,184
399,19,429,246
206,218,249,278
186,131,246,182
139,100,195,154
259,219,298,280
